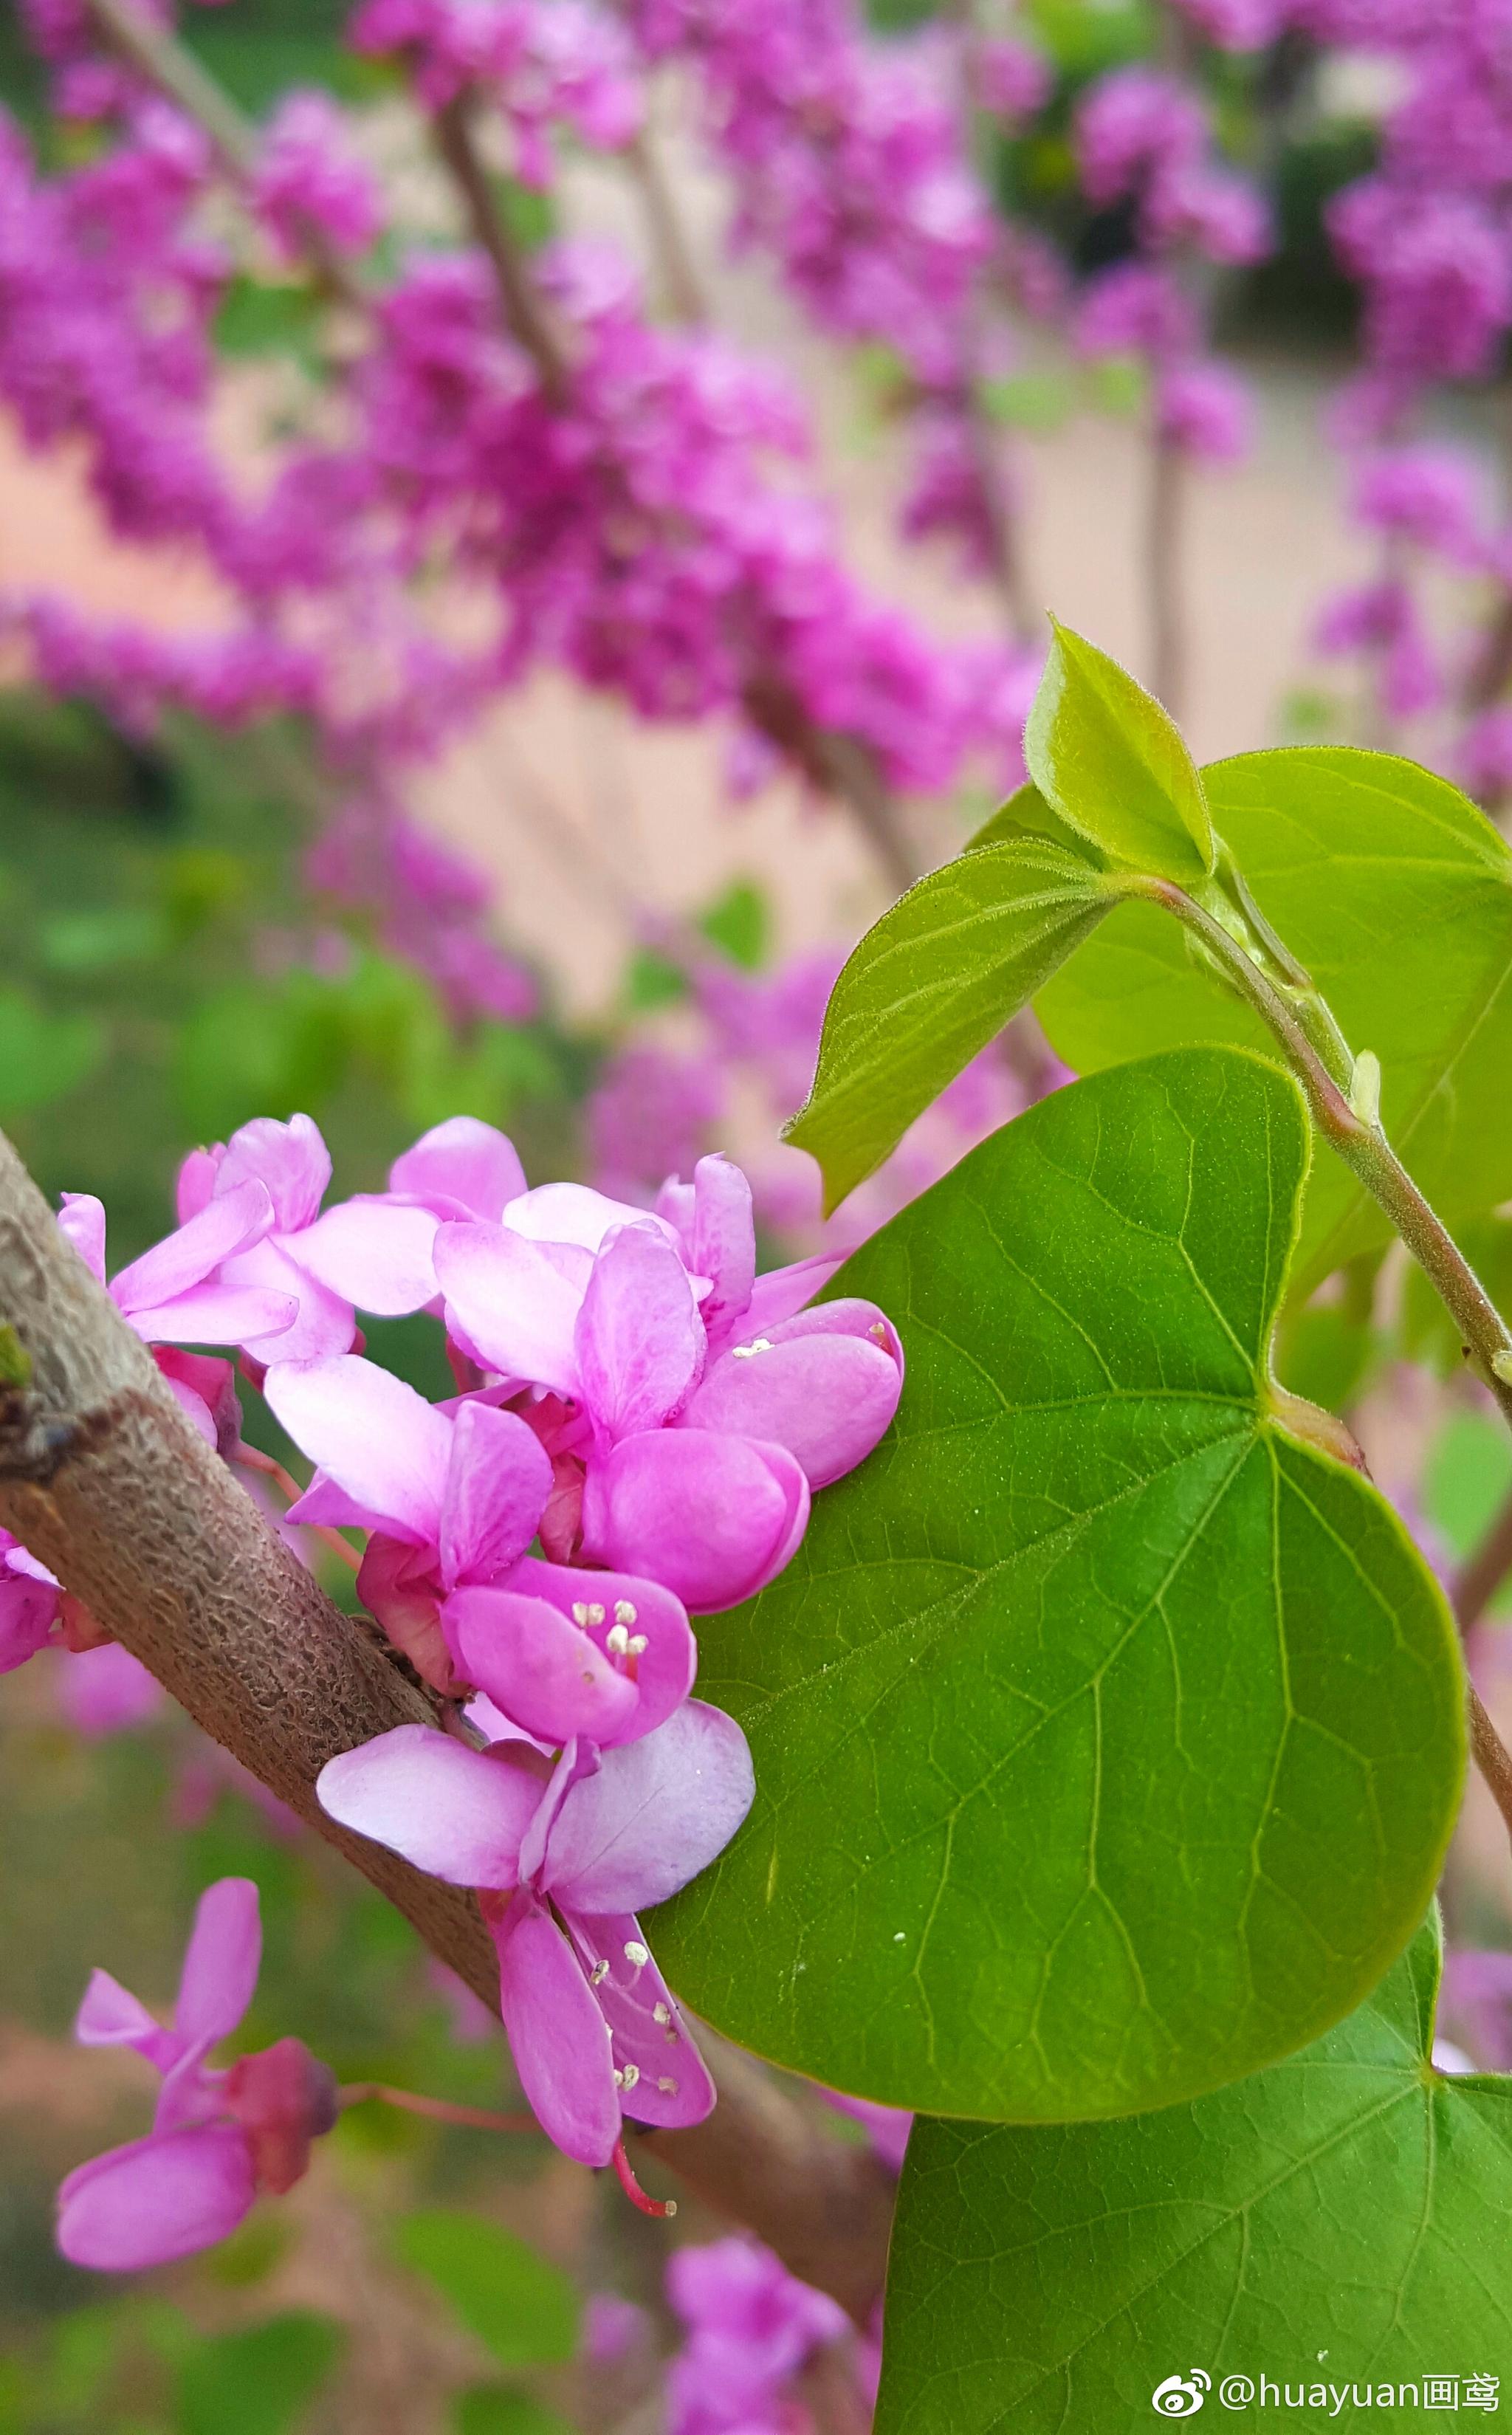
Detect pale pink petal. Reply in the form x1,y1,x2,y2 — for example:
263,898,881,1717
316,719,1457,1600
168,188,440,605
176,1147,222,1222
175,1877,261,2047
317,1725,544,1889
684,1308,902,1489
563,1910,715,2130
58,1193,107,1282
126,1283,298,1349
542,1701,755,1914
492,1892,622,2167
216,1114,330,1232
508,1556,695,1740
57,1644,165,1739
283,1474,394,1534
574,1226,704,1446
355,1536,452,1692
294,1198,444,1316
390,1117,526,1219
57,2124,255,2270
434,1222,589,1395
502,1181,678,1256
689,1155,756,1339
162,1374,219,1446
439,1401,553,1589
445,1587,639,1747
580,1429,809,1613
109,1180,275,1319
226,1239,356,1363
264,1356,450,1543
735,1251,848,1342
75,1968,175,2067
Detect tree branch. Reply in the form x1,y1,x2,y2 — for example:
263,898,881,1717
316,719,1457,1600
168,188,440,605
430,89,574,406
0,1129,893,2322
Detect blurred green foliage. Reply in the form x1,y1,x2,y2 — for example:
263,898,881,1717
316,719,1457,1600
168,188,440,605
393,2214,579,2371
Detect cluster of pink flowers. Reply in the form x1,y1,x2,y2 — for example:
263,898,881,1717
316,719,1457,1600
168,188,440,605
1072,66,1265,467
350,0,642,175
24,1109,902,2218
664,2236,862,2433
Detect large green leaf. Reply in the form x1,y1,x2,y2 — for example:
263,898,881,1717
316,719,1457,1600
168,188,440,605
877,1917,1512,2434
656,1049,1465,2120
784,840,1120,1210
1037,746,1512,1289
1023,623,1214,884
175,2312,343,2435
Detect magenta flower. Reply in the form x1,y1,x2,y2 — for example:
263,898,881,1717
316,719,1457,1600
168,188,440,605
266,1354,694,1742
318,1703,752,2166
57,1878,335,2272
0,1528,60,1675
435,1153,901,1613
664,2236,850,2435
173,1114,448,1362
58,1182,298,1354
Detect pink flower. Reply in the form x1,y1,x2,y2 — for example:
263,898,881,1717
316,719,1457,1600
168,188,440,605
0,1530,61,1674
55,1641,165,1738
1352,445,1483,562
252,90,382,263
57,1878,335,2271
317,1704,753,2165
265,1353,693,1740
1157,363,1254,463
664,2236,850,2434
173,1114,448,1361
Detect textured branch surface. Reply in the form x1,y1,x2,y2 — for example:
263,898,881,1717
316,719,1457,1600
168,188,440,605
0,1130,894,2320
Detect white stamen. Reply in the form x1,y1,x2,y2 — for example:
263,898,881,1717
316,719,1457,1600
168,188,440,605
623,1940,650,1967
587,1602,605,1627
619,2063,640,2091
627,1634,647,1656
657,2077,678,2094
614,1599,638,1627
613,2067,625,2088
653,2002,671,2024
605,1623,630,1656
571,1602,591,1627
731,1336,774,1359
591,1959,610,1985
869,1321,889,1341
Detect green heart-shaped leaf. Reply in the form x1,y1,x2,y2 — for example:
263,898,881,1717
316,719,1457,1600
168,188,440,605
1037,746,1512,1290
878,1917,1512,2434
655,1049,1464,2120
1023,623,1214,884
784,840,1120,1212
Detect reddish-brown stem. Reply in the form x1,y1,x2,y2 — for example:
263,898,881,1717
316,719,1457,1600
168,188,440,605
233,1446,362,1573
1471,1686,1512,1847
613,2136,678,2219
430,89,574,405
339,2082,537,2134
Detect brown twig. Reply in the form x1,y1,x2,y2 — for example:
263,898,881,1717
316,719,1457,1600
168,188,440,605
623,126,709,325
1453,1483,1512,1635
1471,1686,1512,1847
0,1129,894,2322
430,89,574,405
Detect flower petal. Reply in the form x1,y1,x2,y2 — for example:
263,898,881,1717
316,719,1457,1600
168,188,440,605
0,1573,58,1675
688,1154,756,1340
110,1179,274,1318
563,1910,715,2130
579,1429,809,1613
684,1305,902,1488
508,1556,695,1742
317,1725,545,1889
447,1587,639,1747
439,1401,552,1590
264,1356,451,1543
126,1284,299,1350
574,1226,705,1446
58,1193,107,1283
542,1700,755,1914
174,1877,261,2048
294,1198,444,1316
492,1892,622,2167
736,1251,848,1342
434,1222,589,1395
390,1117,526,1220
216,1113,330,1233
503,1181,679,1256
57,2123,255,2270
226,1240,356,1363
75,1968,176,2068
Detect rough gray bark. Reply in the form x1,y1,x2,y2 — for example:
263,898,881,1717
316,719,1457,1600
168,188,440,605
0,1129,894,2321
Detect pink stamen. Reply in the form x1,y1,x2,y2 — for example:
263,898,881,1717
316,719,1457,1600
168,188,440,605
612,2135,677,2218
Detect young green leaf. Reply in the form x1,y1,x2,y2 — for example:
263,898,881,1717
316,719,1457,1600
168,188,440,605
393,2212,579,2370
654,1048,1464,2122
877,1917,1511,2434
964,783,1107,865
1037,746,1512,1291
784,840,1120,1210
1023,622,1214,882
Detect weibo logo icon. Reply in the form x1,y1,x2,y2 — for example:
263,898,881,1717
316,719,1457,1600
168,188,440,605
1151,2372,1211,2416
